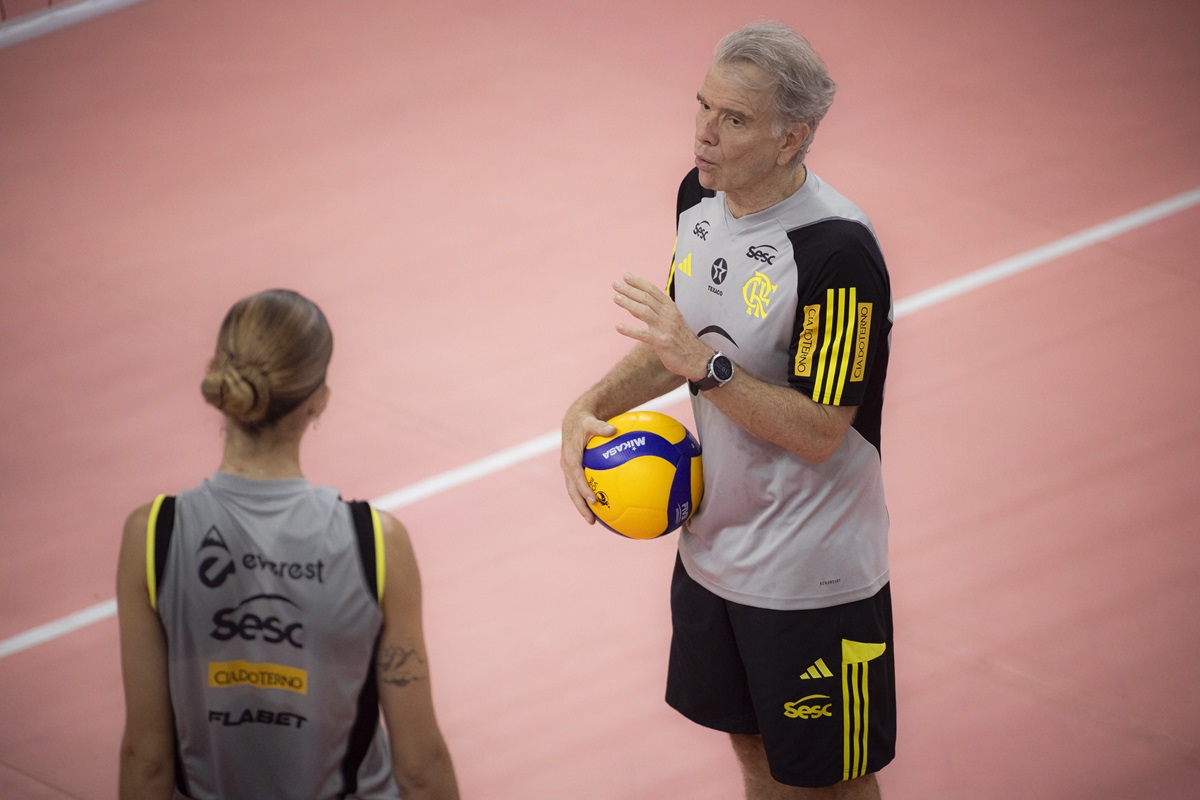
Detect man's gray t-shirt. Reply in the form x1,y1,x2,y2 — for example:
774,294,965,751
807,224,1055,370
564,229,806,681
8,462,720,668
669,168,892,611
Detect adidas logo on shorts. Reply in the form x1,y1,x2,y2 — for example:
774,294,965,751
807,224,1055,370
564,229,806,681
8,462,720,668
799,658,834,680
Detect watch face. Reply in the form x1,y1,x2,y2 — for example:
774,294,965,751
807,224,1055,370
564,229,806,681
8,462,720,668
712,355,733,381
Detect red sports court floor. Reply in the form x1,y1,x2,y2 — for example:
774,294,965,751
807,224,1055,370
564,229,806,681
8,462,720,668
1,0,1199,797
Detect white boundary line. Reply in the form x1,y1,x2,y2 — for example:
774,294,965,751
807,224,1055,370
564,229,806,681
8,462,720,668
0,598,117,659
2,187,1197,661
0,0,147,50
894,188,1200,316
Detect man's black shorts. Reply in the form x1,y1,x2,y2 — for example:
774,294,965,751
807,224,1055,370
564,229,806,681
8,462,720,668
665,554,896,788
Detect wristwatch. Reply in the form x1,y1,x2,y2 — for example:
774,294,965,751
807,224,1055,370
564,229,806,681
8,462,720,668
690,351,734,392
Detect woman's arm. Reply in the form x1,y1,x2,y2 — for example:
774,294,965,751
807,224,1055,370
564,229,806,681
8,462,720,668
116,503,176,800
374,510,460,800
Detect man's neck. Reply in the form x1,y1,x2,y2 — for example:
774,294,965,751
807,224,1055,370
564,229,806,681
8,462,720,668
726,163,808,218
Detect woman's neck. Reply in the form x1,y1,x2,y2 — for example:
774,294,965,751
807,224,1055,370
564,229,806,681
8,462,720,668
217,424,305,480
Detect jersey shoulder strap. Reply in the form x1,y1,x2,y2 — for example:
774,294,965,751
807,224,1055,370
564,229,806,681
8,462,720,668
341,500,388,794
145,494,176,611
347,500,385,605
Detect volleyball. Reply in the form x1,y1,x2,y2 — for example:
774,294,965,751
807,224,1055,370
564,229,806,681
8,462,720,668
582,410,703,539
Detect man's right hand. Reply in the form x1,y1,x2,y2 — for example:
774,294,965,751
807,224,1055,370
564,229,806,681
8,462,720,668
560,407,617,524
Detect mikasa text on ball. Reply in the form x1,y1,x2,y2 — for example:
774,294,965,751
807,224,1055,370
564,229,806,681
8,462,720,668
582,410,703,539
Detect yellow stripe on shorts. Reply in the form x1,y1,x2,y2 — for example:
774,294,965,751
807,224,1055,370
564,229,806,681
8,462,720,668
841,639,886,780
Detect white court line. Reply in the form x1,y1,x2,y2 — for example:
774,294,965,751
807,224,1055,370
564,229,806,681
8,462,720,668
2,187,1197,662
894,187,1200,317
0,0,147,50
0,599,118,659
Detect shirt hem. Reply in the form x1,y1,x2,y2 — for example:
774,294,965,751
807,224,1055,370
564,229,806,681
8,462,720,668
678,549,890,611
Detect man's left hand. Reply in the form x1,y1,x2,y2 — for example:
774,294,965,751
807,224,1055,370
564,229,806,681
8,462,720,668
613,273,711,381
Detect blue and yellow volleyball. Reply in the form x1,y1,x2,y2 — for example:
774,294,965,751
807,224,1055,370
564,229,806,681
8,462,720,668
582,410,703,540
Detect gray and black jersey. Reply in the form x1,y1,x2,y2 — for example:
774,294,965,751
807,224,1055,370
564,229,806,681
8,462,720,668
147,472,398,800
668,168,892,611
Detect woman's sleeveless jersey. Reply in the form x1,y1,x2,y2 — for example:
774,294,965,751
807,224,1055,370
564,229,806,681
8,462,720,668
147,473,398,799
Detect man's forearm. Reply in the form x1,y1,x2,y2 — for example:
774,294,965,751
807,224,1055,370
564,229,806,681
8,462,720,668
703,363,855,463
571,343,684,421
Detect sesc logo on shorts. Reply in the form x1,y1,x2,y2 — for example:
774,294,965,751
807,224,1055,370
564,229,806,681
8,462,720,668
783,693,833,720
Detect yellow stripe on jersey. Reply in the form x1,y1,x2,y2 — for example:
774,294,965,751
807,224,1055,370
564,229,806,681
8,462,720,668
816,288,848,404
145,494,167,611
370,505,385,604
812,291,835,403
811,288,866,405
841,639,887,781
667,236,691,295
831,287,857,404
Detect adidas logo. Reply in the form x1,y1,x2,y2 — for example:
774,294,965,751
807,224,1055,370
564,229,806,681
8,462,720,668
799,658,834,680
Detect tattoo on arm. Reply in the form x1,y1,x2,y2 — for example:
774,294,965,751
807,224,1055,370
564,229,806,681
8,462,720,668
377,644,429,689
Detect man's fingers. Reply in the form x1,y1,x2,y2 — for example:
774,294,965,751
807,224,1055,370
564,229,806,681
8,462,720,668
561,413,618,524
614,274,664,311
622,272,664,297
564,473,598,524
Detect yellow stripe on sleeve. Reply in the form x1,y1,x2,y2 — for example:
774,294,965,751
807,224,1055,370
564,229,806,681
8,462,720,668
145,494,167,611
825,288,850,404
370,505,385,604
831,287,857,404
812,289,836,402
812,288,866,405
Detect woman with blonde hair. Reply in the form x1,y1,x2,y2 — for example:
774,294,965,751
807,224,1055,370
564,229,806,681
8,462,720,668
117,289,459,799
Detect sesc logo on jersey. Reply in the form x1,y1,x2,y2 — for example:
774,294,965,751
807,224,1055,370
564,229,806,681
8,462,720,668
210,593,305,649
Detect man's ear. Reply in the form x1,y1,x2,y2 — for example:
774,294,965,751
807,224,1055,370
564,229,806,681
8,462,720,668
778,122,811,166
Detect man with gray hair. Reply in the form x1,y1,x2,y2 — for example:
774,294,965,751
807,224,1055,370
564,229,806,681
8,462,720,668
561,21,895,798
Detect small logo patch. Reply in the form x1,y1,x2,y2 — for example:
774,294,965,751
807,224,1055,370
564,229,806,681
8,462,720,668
800,658,834,680
208,660,308,694
742,271,777,319
783,694,833,720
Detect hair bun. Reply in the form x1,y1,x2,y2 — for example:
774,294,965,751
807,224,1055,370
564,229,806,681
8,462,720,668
201,355,271,424
203,289,333,433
